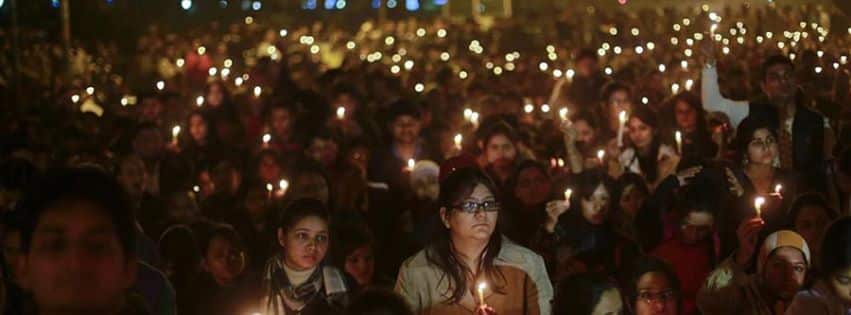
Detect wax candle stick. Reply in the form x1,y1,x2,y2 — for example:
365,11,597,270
266,183,274,200
407,159,416,172
754,196,765,218
336,106,346,120
172,126,181,145
617,111,627,147
675,131,683,155
477,282,487,306
597,150,606,166
564,188,573,201
454,134,463,151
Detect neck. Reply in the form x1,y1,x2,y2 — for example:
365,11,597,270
396,142,417,159
451,236,490,275
746,163,774,176
637,143,653,155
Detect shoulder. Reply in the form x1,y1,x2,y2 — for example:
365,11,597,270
787,287,832,314
398,248,434,273
497,238,547,270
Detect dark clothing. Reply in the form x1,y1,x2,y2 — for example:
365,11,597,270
747,100,827,193
567,72,609,109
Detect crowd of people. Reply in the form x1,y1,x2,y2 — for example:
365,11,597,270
2,1,851,315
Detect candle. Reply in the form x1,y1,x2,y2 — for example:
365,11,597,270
754,196,766,218
278,179,289,197
597,149,606,166
454,134,463,150
559,108,569,121
195,96,205,106
710,23,718,37
463,108,473,120
262,133,271,148
407,158,416,172
773,184,783,199
171,125,181,144
564,188,573,201
470,112,480,129
253,86,262,98
477,282,487,306
336,106,346,120
266,183,274,200
675,131,683,154
156,80,165,91
617,111,627,147
193,185,201,193
557,158,565,168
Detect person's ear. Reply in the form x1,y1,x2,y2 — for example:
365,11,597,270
478,140,484,151
277,228,287,248
439,207,451,229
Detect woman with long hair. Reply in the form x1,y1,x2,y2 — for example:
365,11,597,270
395,168,552,315
616,105,680,191
259,198,349,314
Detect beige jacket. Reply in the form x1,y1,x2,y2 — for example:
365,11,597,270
395,238,553,315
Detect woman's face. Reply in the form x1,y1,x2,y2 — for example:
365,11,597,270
258,155,281,183
442,184,499,242
270,108,293,137
794,205,831,251
592,288,624,315
278,216,329,270
635,271,678,315
513,167,552,207
674,101,698,133
581,184,611,225
189,115,208,143
608,90,633,118
203,236,246,286
829,267,851,306
344,245,375,286
681,212,714,244
291,172,330,205
628,116,654,150
747,128,778,165
485,134,517,168
117,156,147,200
207,84,224,107
619,184,646,217
305,138,339,168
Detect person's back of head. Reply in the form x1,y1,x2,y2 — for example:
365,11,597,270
346,288,414,315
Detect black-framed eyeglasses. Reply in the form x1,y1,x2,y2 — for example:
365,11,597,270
637,289,677,304
453,200,501,213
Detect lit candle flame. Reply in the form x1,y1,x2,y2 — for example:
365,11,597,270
172,125,181,138
559,108,569,121
336,106,346,120
253,86,262,97
597,150,606,165
454,134,463,150
675,131,683,155
266,183,273,192
754,196,766,218
262,133,271,145
564,188,573,201
407,158,416,172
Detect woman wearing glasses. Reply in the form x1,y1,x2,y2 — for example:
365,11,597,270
626,256,682,315
395,168,553,315
259,198,349,315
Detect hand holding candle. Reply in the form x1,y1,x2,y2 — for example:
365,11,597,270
597,149,606,166
772,184,783,199
559,107,569,121
454,134,463,151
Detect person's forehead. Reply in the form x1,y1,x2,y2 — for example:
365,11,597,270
638,271,670,289
36,201,117,235
766,63,793,74
771,247,806,263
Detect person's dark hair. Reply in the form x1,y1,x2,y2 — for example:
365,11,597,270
159,224,201,276
346,288,414,315
601,81,632,105
818,217,851,279
277,198,330,232
613,172,649,210
838,146,851,176
760,55,795,82
386,99,421,122
554,273,620,315
572,110,599,130
332,224,374,269
787,193,839,230
625,256,682,312
427,168,505,304
668,92,709,134
479,121,520,149
572,169,617,214
575,49,599,64
734,116,779,165
199,223,245,259
17,167,136,259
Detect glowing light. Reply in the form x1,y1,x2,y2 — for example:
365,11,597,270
647,42,655,50
437,29,447,38
208,67,218,76
685,79,694,91
604,67,613,75
71,94,80,103
181,0,192,10
86,86,95,95
346,41,356,50
540,104,551,113
253,86,262,97
416,28,426,37
279,29,288,37
176,58,185,67
658,64,666,72
156,81,165,91
459,71,468,79
539,62,549,72
195,96,204,106
414,83,425,93
235,77,244,86
440,52,450,61
559,108,569,120
524,104,534,113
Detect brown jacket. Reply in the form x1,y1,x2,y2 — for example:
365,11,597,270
395,238,553,315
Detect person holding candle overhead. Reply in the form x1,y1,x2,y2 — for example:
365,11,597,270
395,168,552,315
